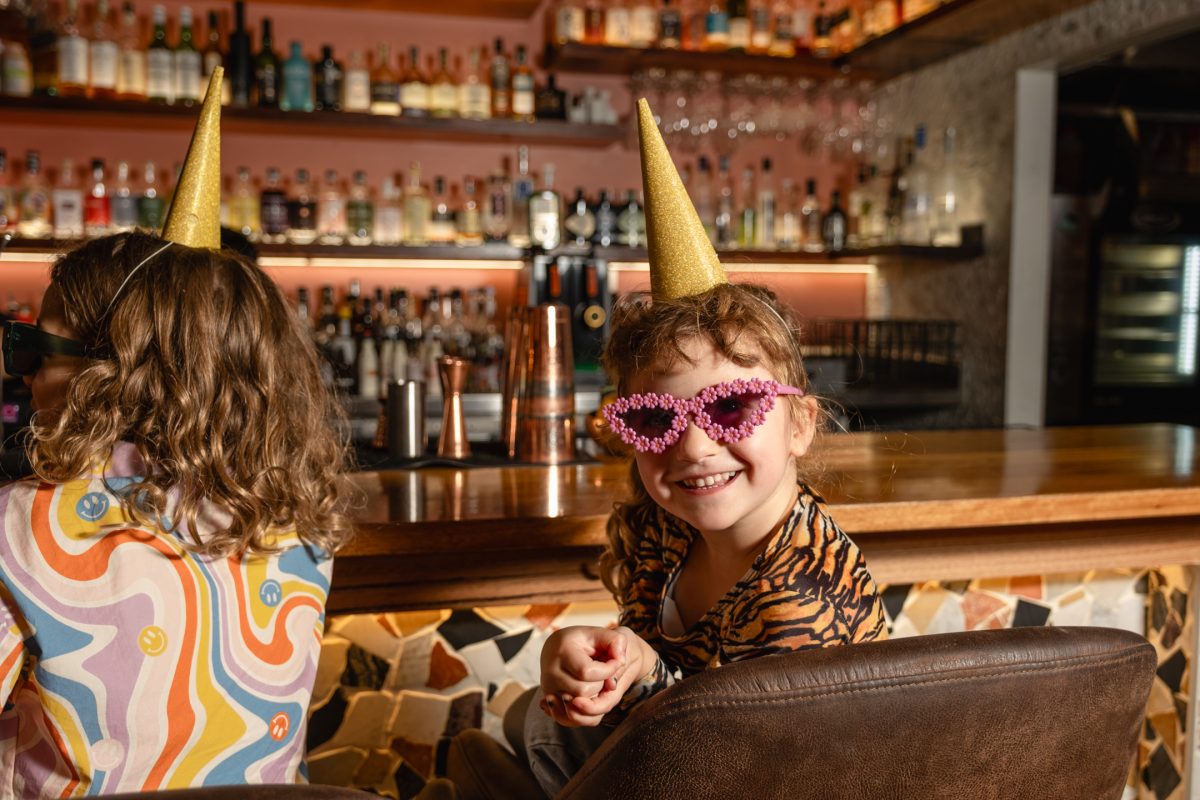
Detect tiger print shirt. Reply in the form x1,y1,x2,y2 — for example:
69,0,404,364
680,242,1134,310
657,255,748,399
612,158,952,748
614,482,886,715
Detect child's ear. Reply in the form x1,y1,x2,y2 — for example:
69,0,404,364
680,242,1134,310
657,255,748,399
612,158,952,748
788,396,819,459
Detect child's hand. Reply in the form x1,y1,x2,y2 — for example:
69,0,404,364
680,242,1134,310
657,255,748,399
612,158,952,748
538,626,644,728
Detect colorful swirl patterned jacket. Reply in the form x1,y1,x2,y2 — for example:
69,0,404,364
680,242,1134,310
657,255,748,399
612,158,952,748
617,482,887,712
0,443,331,797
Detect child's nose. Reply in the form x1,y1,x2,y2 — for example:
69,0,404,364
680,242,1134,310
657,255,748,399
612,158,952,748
675,417,721,460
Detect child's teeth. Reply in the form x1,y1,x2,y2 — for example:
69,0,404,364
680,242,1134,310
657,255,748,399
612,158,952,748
683,471,736,488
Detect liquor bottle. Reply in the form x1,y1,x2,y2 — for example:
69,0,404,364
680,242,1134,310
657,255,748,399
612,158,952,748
902,124,931,244
399,45,429,118
287,168,317,244
29,1,59,98
374,174,403,245
823,189,847,252
427,48,457,119
768,0,795,56
84,158,110,237
0,150,18,231
528,163,562,250
704,2,730,50
426,176,454,244
592,188,617,246
736,166,755,248
227,0,252,107
604,0,630,46
457,177,483,246
749,0,772,52
509,146,535,248
57,0,88,98
727,0,750,52
564,188,595,246
17,151,53,239
296,286,311,329
511,44,534,122
53,159,84,239
777,177,800,249
88,0,118,99
109,161,137,231
137,161,165,230
865,164,888,245
254,18,280,108
346,170,374,245
314,45,343,111
629,0,657,47
339,49,368,112
368,43,399,115
846,164,868,248
715,155,735,248
174,7,202,106
552,0,584,44
534,74,567,120
458,45,490,119
755,157,775,249
932,127,960,246
279,41,313,111
146,4,173,104
228,166,260,238
258,167,289,243
812,1,834,57
489,38,509,118
617,189,645,247
203,11,229,105
403,162,430,246
316,168,346,244
2,42,34,97
659,0,683,48
583,0,605,43
483,167,511,242
885,137,910,244
801,178,823,252
693,155,716,244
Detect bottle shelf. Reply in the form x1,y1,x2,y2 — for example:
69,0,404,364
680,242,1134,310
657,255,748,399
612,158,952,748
843,0,1096,76
2,235,984,266
244,0,540,18
542,41,847,81
0,96,625,148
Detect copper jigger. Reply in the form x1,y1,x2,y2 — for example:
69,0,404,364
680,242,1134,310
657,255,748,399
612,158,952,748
437,356,471,459
518,303,575,464
499,306,528,459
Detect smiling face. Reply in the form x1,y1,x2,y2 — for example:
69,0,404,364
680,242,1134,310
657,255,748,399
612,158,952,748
630,335,816,548
25,284,86,419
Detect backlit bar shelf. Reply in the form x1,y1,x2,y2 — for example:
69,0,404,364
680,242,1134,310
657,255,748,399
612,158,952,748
0,96,625,148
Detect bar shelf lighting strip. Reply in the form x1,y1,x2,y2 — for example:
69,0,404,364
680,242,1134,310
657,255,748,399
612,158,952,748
1179,246,1199,377
257,257,523,271
607,261,877,275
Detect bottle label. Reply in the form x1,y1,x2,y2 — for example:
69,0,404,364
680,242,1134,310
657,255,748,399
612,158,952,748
530,206,560,249
399,81,428,111
117,49,147,96
705,11,730,36
659,12,682,44
459,83,490,118
175,50,202,101
89,41,119,89
58,35,89,86
512,77,534,116
347,200,374,237
147,49,174,100
555,8,584,42
2,50,33,96
261,196,289,234
52,190,84,236
20,190,49,226
137,195,164,229
345,71,371,111
110,195,138,228
728,18,750,49
84,195,110,228
431,84,457,115
257,63,278,103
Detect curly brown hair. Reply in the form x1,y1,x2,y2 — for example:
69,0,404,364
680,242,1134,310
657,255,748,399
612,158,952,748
27,231,354,558
597,282,820,599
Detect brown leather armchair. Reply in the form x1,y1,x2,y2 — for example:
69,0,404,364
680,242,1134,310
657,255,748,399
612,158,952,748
559,626,1155,800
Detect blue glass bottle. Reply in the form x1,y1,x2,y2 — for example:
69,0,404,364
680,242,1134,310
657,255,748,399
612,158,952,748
280,41,313,112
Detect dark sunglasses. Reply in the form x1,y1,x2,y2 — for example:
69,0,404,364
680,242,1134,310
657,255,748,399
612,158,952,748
2,320,88,378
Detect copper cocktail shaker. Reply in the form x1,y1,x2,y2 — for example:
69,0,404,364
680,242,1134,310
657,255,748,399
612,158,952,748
499,306,528,459
518,303,575,464
437,356,471,459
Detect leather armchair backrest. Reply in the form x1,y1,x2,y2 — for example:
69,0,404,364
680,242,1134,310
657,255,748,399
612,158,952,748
559,626,1156,800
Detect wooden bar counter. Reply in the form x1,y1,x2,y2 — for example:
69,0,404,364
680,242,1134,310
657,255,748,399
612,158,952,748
332,423,1200,614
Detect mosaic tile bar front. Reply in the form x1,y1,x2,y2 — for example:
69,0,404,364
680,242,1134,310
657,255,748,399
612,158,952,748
307,568,1190,800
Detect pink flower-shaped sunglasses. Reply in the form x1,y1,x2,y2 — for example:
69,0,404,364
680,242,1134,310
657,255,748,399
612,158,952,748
602,378,804,454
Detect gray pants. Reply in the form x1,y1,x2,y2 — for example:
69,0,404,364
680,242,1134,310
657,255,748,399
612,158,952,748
504,687,614,798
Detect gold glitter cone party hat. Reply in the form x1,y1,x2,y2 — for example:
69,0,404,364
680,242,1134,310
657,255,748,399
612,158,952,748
162,67,223,249
636,98,726,301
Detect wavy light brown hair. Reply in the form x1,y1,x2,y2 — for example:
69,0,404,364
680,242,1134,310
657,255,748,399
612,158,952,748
598,282,820,599
28,231,354,558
